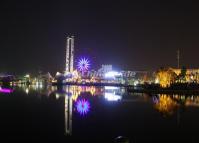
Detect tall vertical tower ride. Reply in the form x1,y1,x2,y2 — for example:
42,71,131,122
177,50,180,69
65,36,74,74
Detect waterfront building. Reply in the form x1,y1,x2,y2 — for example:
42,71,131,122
155,67,199,87
172,68,199,83
98,65,113,76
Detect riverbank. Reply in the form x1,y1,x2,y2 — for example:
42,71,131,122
127,83,199,95
51,82,132,87
127,88,199,95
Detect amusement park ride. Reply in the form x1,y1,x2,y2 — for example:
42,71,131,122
52,36,125,87
56,36,125,135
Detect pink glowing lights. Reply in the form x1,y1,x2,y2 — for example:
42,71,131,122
0,87,13,93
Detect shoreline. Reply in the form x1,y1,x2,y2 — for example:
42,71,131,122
51,82,131,87
127,88,199,95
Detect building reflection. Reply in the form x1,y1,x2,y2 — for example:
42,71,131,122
153,94,199,117
104,86,124,101
15,84,54,96
54,86,103,101
65,91,73,135
17,85,191,134
18,84,126,102
185,96,199,107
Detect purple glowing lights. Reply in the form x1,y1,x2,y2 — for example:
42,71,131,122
76,99,90,115
0,87,13,93
77,57,90,72
152,96,159,104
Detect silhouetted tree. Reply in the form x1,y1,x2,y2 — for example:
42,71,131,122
179,66,187,82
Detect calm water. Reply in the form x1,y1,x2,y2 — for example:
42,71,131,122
0,85,199,143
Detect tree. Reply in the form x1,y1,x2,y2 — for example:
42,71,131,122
156,68,177,87
178,66,187,82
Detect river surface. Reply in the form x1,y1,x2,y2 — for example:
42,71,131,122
0,85,199,143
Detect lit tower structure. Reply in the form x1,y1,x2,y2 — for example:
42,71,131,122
177,50,180,69
65,36,74,74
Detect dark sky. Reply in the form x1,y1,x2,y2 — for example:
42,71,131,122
0,0,199,75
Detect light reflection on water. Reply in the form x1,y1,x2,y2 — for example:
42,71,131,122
11,85,127,135
13,84,199,115
12,84,199,107
2,85,199,140
15,85,199,110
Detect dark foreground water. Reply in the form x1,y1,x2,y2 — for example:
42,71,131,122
0,85,199,143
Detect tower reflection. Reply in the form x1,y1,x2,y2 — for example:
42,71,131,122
64,92,72,135
55,86,73,135
57,86,95,135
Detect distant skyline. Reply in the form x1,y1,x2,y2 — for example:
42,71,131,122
0,0,199,74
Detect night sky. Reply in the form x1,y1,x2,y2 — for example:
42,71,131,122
0,0,199,75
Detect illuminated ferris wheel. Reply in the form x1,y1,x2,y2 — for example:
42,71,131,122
77,57,90,72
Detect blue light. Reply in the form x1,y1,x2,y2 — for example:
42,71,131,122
76,99,90,115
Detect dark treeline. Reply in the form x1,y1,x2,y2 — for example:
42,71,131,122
143,82,199,90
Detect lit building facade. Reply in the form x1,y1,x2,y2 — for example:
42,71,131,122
98,65,113,76
172,68,199,83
